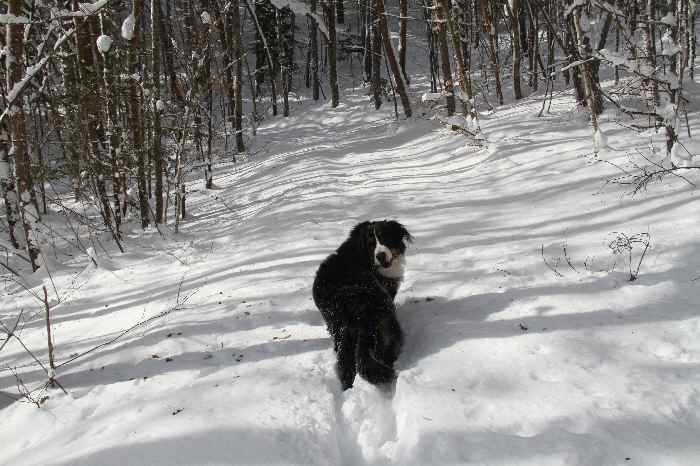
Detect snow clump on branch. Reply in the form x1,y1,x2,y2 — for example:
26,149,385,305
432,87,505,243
96,35,113,53
121,13,135,40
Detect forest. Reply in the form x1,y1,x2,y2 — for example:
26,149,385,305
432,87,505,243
1,0,696,270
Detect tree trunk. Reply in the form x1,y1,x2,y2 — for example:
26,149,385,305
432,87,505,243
509,0,523,99
126,0,149,229
644,0,659,104
362,0,373,82
248,0,278,115
690,1,696,80
327,0,340,107
399,0,409,84
310,0,321,100
232,0,245,152
152,0,165,223
7,0,40,270
337,0,344,24
571,6,600,142
376,0,412,117
422,0,438,92
279,8,295,116
0,126,20,250
99,17,123,241
448,0,473,114
435,0,456,115
372,0,383,109
479,0,504,105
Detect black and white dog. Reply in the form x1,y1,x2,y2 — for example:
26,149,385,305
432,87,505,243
313,220,412,390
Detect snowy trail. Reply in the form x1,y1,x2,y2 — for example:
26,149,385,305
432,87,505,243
2,89,700,465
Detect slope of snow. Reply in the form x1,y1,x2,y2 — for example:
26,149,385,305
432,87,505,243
1,85,699,466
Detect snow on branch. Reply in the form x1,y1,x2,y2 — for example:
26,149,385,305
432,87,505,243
51,0,116,20
0,14,31,25
590,0,626,18
0,28,76,126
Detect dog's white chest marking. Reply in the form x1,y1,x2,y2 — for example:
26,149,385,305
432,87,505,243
377,254,405,280
374,233,406,279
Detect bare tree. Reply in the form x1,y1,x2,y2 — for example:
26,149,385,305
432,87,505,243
508,0,523,100
7,0,40,270
152,0,165,223
435,0,456,115
326,0,340,107
376,0,411,117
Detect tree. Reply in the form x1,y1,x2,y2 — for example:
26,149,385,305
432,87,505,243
231,0,245,152
7,0,40,270
152,0,165,223
435,0,456,115
479,0,504,105
376,0,412,117
124,0,150,229
508,0,523,100
326,0,340,107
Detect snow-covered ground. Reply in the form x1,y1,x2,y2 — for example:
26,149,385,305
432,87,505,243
2,82,700,466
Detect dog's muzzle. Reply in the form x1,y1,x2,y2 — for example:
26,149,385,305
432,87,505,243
375,251,392,268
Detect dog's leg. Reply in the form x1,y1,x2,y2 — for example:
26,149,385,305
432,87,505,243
356,326,397,386
336,326,358,390
374,314,404,365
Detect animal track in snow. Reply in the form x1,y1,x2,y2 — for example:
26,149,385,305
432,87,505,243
340,381,399,464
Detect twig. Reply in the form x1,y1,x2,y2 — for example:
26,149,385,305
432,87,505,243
43,287,56,375
0,309,24,353
541,244,564,277
56,281,198,369
563,242,579,273
0,261,21,278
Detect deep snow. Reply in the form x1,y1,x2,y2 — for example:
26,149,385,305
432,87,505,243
1,80,700,466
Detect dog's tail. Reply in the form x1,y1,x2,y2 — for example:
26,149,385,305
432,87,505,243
356,329,397,386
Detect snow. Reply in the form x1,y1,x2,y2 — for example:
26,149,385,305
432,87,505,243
661,31,682,57
121,13,135,41
593,128,607,153
421,92,443,102
0,14,31,24
52,0,114,19
670,142,694,168
96,34,113,54
661,12,676,26
0,160,9,180
659,102,677,127
77,0,112,15
597,49,631,68
2,38,700,466
1,56,50,123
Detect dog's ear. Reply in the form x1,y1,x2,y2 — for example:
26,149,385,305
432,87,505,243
393,221,413,245
402,226,413,244
349,221,377,266
349,221,375,251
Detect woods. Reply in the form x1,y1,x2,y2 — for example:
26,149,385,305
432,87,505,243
0,0,697,267
1,2,700,462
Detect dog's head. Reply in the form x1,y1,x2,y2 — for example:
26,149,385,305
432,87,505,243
349,220,413,274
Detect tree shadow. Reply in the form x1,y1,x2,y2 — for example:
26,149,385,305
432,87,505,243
399,415,700,466
40,426,340,466
397,265,700,371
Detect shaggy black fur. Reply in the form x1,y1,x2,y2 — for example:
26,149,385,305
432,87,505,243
313,220,412,390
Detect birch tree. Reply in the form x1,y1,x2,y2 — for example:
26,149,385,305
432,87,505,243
7,0,40,270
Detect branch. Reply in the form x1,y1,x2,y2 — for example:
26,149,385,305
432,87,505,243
0,0,116,125
0,309,24,353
